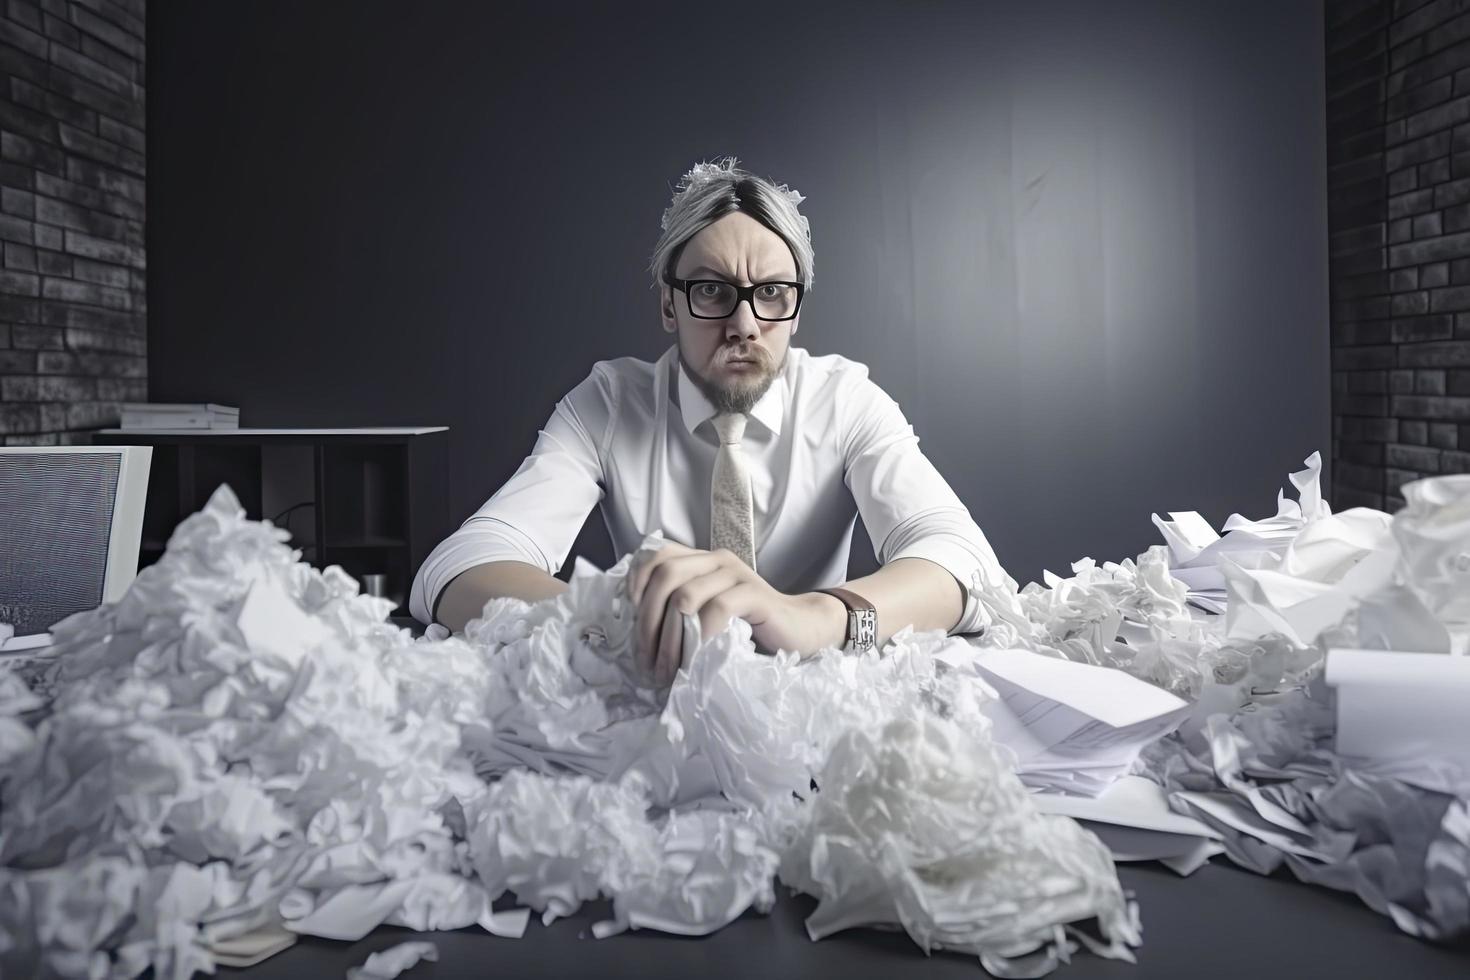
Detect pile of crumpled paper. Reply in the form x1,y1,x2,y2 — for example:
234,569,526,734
4,450,1468,978
1134,467,1470,942
954,452,1470,941
0,486,1138,979
959,454,1346,714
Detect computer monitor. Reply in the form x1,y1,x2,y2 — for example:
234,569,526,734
0,445,152,638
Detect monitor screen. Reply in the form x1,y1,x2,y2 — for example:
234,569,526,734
0,447,151,637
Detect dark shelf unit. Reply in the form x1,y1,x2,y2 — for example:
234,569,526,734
93,428,450,617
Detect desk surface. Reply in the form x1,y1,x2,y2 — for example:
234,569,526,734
242,864,1468,979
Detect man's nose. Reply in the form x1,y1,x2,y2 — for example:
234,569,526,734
725,298,761,341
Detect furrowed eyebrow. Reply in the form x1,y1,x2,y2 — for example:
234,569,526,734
684,265,793,281
684,265,740,280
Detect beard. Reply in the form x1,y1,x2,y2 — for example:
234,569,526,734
677,336,784,416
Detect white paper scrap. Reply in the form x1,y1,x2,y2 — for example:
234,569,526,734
479,906,532,939
208,925,298,968
235,575,335,668
346,941,438,980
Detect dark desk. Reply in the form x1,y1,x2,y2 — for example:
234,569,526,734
241,864,1468,979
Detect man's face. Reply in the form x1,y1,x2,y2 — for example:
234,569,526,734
661,211,799,416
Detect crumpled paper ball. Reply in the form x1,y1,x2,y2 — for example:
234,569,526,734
779,706,1139,977
464,768,779,937
1391,474,1470,654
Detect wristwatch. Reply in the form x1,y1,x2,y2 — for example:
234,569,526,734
815,586,877,653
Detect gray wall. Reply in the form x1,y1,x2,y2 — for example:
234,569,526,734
148,0,1328,586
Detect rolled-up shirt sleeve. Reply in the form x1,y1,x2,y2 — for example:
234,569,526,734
408,365,613,624
839,369,1004,636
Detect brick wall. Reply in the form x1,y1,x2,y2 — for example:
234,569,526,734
1329,0,1470,510
0,0,144,447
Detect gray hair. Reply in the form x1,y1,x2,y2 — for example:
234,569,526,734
648,156,814,293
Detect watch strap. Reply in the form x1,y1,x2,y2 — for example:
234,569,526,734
816,586,878,653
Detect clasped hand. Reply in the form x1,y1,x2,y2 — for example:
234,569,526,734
626,541,836,688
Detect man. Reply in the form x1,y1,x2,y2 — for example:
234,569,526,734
410,157,1005,689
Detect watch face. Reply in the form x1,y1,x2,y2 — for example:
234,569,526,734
854,609,877,649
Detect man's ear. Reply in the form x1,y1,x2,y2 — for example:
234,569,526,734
661,287,676,331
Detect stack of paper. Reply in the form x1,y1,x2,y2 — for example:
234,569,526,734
120,402,239,430
1033,776,1224,875
943,648,1190,797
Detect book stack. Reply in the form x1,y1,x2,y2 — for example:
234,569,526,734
119,403,240,430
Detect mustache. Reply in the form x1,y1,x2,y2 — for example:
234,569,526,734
721,347,765,364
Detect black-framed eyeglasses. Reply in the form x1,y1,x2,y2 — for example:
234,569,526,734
664,275,805,321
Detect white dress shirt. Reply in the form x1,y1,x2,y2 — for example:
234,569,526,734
409,343,1005,635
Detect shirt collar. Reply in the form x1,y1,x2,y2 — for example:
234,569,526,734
672,345,787,438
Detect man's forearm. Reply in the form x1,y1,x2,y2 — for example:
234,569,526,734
804,556,966,651
434,560,570,632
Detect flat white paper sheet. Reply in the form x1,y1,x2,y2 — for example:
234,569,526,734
1034,776,1220,839
975,649,1190,731
1082,826,1222,876
1325,648,1470,780
957,650,1189,796
0,630,52,653
1033,776,1223,876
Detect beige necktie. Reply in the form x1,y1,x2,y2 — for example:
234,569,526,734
710,411,756,571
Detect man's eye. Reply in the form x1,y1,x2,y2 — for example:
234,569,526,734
697,284,724,297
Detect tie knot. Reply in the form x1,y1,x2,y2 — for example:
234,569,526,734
712,411,748,445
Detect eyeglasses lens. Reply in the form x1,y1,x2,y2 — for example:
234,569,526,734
690,282,797,319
